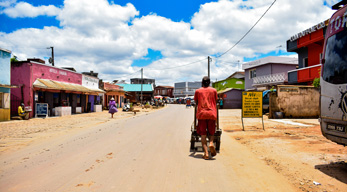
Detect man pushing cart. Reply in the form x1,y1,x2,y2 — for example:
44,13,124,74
191,76,221,160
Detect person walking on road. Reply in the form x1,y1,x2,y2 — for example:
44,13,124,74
108,97,118,118
194,76,218,160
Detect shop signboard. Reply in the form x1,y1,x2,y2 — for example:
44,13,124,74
241,91,264,130
35,103,48,117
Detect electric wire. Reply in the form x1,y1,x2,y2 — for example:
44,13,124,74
145,57,207,71
216,0,277,58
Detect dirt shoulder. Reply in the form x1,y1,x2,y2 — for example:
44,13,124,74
0,105,164,154
220,109,347,192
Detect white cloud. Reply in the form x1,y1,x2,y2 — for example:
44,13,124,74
3,2,60,18
0,0,340,85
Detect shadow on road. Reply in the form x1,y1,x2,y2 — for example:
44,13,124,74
315,161,347,184
188,152,216,161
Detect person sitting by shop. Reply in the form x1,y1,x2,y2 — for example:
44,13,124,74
18,103,29,120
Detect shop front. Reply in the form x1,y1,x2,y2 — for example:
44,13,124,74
82,74,105,112
102,82,125,108
11,59,104,118
33,78,97,116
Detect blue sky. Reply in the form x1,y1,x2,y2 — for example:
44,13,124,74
0,0,218,33
0,0,339,85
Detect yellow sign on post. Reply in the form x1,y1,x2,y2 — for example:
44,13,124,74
242,91,264,130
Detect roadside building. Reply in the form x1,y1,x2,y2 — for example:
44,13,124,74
217,88,243,109
154,86,174,98
213,71,245,92
130,78,155,87
242,56,298,91
101,82,125,108
0,48,17,121
173,81,201,98
117,84,153,104
286,20,329,85
82,74,105,112
11,59,104,118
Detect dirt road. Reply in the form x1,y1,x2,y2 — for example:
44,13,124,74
0,105,346,191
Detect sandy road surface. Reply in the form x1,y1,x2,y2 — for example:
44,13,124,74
0,105,297,192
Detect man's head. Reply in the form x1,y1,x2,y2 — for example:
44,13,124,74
202,76,210,87
21,103,24,107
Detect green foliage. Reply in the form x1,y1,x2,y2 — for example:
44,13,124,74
10,56,18,63
313,77,320,88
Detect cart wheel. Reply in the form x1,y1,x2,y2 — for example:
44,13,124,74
190,141,195,151
190,137,195,150
216,139,221,151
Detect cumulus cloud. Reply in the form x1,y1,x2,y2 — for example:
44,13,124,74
0,0,340,85
2,1,60,18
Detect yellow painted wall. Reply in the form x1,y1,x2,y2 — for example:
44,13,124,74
0,108,10,121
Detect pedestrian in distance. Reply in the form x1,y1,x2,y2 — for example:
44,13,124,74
194,76,218,160
219,97,223,109
108,97,118,118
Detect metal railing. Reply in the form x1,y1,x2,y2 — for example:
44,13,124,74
252,72,287,86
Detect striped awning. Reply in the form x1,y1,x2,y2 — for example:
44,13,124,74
33,79,105,94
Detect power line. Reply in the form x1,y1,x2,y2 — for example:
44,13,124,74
145,57,207,70
216,0,277,58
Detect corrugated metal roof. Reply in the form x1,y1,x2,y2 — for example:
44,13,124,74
33,79,105,93
217,88,243,94
117,84,153,92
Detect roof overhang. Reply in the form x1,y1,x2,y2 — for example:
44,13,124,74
33,79,105,94
0,84,18,88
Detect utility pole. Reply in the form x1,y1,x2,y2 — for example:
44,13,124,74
141,68,143,105
47,47,54,66
208,56,211,78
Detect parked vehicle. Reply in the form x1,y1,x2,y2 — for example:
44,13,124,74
320,2,347,146
262,89,276,113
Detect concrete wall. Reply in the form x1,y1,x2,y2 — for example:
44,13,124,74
269,85,319,118
224,89,242,109
0,49,11,85
11,62,32,116
0,49,11,121
32,63,82,84
82,74,99,89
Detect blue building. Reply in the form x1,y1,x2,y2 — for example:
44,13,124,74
117,84,153,104
0,48,16,121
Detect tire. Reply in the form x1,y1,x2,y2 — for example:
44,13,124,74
216,139,221,151
190,139,195,150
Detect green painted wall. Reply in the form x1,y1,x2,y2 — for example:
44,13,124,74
212,78,244,91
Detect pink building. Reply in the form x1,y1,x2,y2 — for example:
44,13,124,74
11,59,103,117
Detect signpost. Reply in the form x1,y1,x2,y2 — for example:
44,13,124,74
35,103,48,118
241,91,264,131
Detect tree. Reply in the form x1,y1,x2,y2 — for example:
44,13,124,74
10,56,18,63
313,77,320,88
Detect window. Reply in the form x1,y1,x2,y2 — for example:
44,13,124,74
249,69,256,79
303,57,308,67
323,29,347,84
